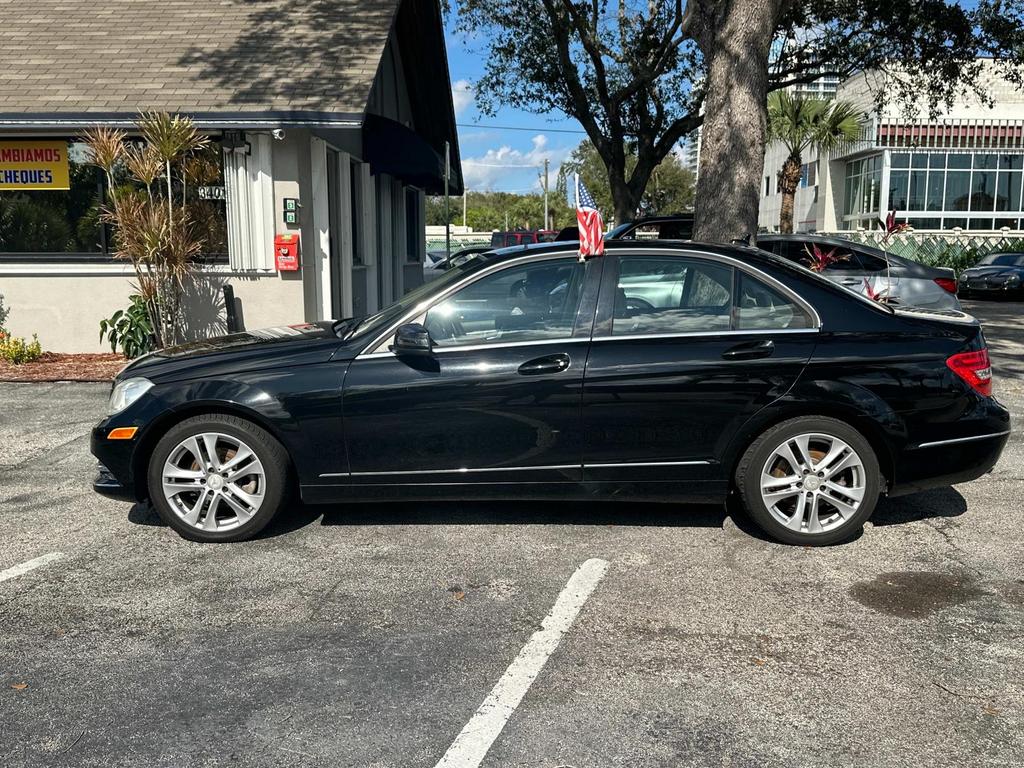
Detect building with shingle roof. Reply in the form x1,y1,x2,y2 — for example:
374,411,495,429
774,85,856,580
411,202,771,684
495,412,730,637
0,0,462,351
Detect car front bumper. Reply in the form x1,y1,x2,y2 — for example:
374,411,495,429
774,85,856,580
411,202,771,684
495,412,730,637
91,422,141,501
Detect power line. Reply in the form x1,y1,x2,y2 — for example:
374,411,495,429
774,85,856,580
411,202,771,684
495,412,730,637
457,122,587,135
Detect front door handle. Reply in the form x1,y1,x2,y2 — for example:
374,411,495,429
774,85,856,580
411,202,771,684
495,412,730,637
518,353,571,375
722,339,775,360
839,277,861,285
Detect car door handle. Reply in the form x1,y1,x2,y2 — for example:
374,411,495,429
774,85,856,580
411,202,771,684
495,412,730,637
839,278,861,285
722,339,775,360
518,353,571,375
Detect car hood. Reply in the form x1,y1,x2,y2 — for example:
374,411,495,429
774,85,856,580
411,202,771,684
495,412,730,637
961,266,1023,278
119,322,345,382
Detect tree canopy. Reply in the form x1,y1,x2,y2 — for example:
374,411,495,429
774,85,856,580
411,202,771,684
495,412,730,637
558,140,695,222
456,0,1024,239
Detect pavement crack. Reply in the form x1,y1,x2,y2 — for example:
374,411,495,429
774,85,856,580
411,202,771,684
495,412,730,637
920,519,984,577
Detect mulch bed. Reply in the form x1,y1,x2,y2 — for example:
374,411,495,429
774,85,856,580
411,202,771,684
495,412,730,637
0,352,124,382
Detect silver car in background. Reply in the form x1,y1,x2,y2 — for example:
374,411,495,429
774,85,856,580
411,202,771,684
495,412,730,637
759,234,961,310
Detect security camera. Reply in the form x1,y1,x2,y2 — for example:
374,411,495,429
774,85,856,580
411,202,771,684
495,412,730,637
271,129,286,141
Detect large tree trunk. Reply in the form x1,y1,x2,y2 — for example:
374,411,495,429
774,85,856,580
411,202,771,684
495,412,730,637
691,0,786,244
607,165,640,226
777,152,803,233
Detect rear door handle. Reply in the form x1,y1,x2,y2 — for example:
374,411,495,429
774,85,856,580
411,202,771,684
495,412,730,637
518,353,571,375
839,278,861,286
722,339,774,360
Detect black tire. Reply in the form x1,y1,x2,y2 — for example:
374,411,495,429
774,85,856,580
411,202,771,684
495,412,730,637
735,416,881,546
147,414,291,543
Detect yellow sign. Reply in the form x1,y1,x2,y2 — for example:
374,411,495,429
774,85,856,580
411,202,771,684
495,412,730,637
0,141,70,190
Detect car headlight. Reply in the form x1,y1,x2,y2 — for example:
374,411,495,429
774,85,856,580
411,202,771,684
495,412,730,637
108,377,154,415
1007,273,1020,284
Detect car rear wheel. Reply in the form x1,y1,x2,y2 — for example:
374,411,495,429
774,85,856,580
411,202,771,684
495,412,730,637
147,414,290,543
735,416,881,545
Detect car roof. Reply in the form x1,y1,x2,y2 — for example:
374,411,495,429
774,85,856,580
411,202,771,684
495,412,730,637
479,238,775,268
757,233,923,269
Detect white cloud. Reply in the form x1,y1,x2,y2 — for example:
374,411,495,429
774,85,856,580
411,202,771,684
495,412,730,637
461,134,573,192
451,79,474,116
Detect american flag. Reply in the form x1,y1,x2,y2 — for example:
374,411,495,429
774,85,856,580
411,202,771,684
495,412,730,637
575,174,605,260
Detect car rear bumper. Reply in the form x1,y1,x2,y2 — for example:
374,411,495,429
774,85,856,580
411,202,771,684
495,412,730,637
889,400,1011,496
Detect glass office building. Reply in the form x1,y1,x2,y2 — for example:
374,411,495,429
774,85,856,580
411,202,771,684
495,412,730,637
842,149,1024,231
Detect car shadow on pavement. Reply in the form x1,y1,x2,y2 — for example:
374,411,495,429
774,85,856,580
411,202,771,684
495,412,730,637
869,486,967,526
126,487,967,542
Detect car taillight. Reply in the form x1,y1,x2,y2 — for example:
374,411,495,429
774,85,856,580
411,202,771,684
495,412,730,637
947,349,993,397
934,277,958,294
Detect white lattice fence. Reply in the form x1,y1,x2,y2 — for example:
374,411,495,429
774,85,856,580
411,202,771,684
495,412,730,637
827,230,1024,274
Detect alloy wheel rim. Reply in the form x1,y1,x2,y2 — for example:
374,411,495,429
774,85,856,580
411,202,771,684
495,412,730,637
759,432,866,535
161,432,266,533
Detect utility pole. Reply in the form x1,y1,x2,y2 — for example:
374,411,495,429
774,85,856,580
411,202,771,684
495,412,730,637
444,140,451,257
543,158,550,230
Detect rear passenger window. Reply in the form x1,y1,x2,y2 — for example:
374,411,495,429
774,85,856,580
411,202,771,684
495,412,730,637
855,250,889,272
736,273,813,330
777,239,862,272
613,257,733,335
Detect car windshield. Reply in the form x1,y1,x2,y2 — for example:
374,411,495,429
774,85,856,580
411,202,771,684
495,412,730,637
335,258,489,340
979,253,1024,267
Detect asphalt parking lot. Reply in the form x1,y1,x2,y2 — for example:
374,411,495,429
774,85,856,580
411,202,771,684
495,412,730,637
2,301,1023,768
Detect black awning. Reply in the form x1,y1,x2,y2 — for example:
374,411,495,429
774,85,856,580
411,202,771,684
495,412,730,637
362,113,461,196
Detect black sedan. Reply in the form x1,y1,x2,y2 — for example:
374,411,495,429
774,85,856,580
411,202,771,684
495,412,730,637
91,242,1010,546
958,252,1024,299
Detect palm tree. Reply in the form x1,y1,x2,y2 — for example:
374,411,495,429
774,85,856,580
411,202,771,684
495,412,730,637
767,92,863,233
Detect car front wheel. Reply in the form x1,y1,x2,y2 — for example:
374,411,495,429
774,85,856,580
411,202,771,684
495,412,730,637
147,414,290,542
735,416,881,546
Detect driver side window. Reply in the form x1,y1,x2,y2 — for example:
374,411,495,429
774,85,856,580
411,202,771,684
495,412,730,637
424,258,586,347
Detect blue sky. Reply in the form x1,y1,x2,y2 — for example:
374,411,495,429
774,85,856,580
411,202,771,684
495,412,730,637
445,18,587,194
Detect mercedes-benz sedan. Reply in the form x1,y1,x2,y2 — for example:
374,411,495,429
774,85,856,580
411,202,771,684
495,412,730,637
92,242,1010,546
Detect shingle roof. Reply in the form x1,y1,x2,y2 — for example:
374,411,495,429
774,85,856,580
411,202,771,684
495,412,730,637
0,0,401,121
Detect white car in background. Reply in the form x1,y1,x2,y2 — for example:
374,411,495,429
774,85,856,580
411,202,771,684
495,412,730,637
759,234,961,310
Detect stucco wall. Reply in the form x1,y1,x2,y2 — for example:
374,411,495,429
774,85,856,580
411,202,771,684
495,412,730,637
0,265,304,353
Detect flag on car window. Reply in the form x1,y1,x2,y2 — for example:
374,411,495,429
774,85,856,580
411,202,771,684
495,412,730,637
575,174,605,260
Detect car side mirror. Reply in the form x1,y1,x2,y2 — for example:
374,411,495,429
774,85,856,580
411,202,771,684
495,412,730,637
391,323,433,356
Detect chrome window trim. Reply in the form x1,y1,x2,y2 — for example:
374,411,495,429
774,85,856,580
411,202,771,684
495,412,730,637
356,247,823,359
590,328,820,343
915,431,1010,449
359,336,589,359
319,458,712,478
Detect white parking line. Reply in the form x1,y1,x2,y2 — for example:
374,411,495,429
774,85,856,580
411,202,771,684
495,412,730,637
0,552,64,584
434,557,610,768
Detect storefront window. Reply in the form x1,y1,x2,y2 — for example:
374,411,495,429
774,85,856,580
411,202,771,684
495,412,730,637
944,171,971,211
0,142,103,253
843,155,882,226
0,138,227,258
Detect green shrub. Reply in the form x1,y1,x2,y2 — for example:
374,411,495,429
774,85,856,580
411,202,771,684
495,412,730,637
0,330,43,364
0,292,8,328
100,295,155,359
